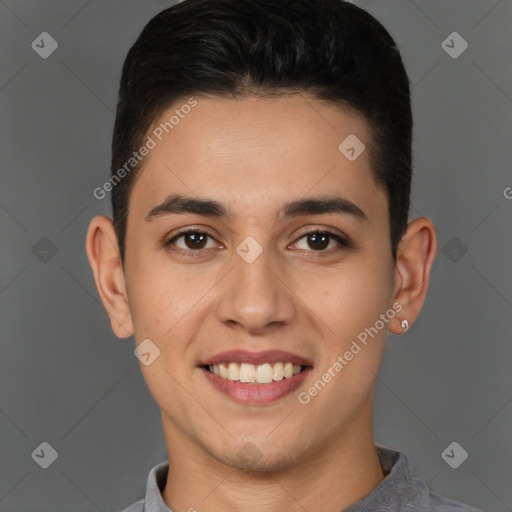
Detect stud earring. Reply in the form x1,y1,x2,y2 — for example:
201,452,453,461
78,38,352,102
401,319,409,332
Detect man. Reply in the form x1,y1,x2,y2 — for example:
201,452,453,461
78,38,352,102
85,0,482,510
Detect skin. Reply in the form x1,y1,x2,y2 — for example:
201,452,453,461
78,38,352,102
86,94,437,512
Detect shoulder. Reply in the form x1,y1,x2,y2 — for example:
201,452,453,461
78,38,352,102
117,498,145,512
403,477,483,511
374,446,483,512
426,491,483,512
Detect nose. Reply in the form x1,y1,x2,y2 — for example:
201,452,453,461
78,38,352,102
215,245,297,335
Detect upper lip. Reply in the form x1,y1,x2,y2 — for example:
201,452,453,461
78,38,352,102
200,349,314,367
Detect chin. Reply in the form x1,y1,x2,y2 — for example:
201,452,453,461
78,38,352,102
209,438,307,473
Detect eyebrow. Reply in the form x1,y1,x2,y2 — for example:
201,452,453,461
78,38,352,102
144,193,368,223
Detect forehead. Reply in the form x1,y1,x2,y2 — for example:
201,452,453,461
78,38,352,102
128,94,386,223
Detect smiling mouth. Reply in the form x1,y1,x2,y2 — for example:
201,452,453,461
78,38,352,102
203,362,309,384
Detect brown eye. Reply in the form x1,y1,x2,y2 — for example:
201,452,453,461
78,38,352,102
305,232,330,250
165,229,217,256
294,230,350,252
181,232,208,249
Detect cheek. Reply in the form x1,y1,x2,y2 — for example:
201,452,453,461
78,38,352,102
315,261,392,341
125,259,218,379
125,252,194,333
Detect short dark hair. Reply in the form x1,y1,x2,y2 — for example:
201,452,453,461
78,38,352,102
111,0,412,265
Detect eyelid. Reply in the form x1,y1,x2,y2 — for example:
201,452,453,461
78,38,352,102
293,224,348,240
165,225,222,242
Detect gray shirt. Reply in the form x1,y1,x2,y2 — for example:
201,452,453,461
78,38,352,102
119,445,482,512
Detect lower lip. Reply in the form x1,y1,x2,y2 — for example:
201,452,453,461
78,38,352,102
201,366,312,405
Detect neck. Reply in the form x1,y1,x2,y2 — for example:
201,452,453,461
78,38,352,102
161,405,385,512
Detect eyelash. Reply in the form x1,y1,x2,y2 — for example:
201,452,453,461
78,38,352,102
163,228,353,258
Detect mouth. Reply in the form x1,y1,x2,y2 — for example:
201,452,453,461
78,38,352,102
199,349,313,404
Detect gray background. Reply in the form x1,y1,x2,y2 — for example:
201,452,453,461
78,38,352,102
1,0,511,511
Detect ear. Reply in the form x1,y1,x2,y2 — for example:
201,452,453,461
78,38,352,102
85,215,134,338
389,216,437,335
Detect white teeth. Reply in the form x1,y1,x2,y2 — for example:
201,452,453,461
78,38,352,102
209,361,305,383
239,363,256,383
227,362,240,381
256,363,274,383
273,362,284,381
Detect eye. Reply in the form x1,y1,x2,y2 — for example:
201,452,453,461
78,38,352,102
164,227,352,258
164,229,219,257
292,229,351,253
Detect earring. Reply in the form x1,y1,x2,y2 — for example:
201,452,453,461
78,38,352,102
401,319,409,332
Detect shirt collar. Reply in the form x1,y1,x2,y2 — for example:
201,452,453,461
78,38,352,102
343,444,415,511
142,459,172,512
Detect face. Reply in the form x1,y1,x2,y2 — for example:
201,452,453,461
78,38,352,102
107,95,401,470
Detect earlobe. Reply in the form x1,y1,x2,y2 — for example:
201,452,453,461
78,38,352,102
390,217,437,336
85,215,134,339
